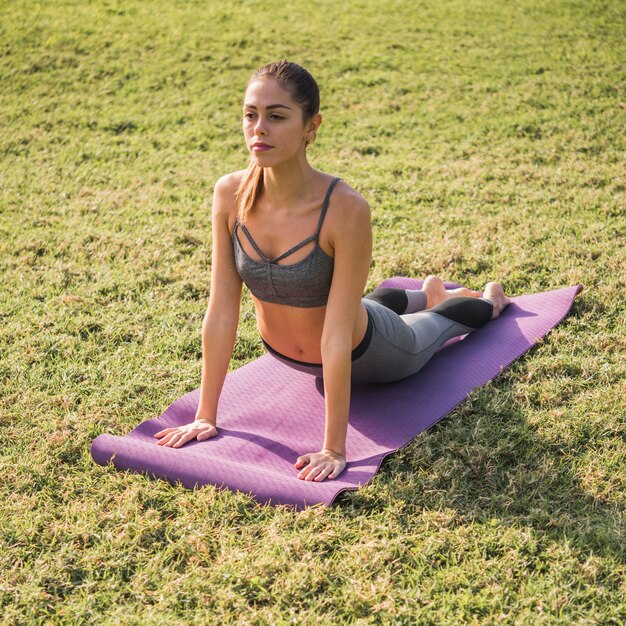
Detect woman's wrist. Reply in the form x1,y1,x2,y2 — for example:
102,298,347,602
322,446,346,458
195,416,217,426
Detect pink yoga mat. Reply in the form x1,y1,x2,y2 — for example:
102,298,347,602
90,279,582,508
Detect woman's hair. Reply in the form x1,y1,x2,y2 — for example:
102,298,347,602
235,61,320,224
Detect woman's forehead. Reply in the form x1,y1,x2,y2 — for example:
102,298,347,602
244,77,295,108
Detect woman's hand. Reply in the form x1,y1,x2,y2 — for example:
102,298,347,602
154,419,218,448
294,448,346,482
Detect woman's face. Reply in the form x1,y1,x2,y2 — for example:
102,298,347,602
242,77,315,166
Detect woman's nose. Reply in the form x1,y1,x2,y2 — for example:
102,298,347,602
254,118,267,136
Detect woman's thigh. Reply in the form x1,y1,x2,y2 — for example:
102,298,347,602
350,299,476,383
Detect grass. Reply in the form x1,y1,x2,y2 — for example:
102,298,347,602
1,0,625,623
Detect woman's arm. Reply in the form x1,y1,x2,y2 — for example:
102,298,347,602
295,188,372,480
195,175,244,423
156,174,243,447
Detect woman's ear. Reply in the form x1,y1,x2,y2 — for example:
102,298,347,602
309,113,322,134
305,114,322,145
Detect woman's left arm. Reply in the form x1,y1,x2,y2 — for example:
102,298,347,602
295,190,372,482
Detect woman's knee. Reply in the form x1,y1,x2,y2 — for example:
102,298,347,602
429,297,493,329
363,288,408,315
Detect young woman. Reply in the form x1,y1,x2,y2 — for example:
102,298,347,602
154,61,511,482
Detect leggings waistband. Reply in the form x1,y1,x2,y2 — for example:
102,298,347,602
261,307,373,367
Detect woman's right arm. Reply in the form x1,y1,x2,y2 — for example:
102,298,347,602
155,174,243,448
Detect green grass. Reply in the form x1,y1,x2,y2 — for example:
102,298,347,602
1,0,625,623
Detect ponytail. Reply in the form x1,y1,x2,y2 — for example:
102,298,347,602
235,160,263,225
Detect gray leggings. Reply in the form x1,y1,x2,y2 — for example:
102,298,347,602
262,288,493,384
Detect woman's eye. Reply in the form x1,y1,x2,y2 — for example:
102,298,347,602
243,112,284,121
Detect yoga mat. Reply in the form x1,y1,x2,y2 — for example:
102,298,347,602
91,279,582,508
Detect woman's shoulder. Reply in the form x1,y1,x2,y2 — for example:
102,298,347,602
213,170,246,198
328,176,370,222
211,170,246,224
315,175,371,251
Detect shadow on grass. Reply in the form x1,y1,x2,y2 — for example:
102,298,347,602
334,368,624,561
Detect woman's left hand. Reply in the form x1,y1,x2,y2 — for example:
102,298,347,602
294,449,347,482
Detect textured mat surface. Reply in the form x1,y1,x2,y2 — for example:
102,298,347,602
91,279,582,508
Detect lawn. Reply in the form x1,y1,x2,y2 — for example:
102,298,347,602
1,0,624,623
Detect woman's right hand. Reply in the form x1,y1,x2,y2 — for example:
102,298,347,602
154,419,218,448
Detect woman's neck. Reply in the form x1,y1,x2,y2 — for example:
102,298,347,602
260,157,320,208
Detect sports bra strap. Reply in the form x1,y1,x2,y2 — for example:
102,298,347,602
237,221,270,262
272,233,318,263
315,177,341,234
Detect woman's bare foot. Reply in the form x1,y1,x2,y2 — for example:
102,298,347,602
423,275,483,309
482,282,511,319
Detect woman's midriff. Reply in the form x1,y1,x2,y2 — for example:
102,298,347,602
253,295,370,363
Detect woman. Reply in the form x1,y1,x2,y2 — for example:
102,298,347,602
154,61,511,483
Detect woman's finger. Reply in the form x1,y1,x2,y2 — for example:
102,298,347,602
157,433,174,447
314,466,334,482
171,432,188,447
305,463,325,482
156,431,176,446
154,427,175,438
328,463,344,480
196,427,216,441
295,455,310,469
173,432,196,448
163,431,184,447
297,462,314,479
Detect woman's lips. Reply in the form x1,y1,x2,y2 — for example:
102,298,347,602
252,142,273,151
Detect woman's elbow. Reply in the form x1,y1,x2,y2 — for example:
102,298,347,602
320,336,352,360
202,306,239,332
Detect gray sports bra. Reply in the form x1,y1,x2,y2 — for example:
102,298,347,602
232,177,341,307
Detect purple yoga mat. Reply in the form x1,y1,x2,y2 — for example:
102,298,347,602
91,279,582,508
